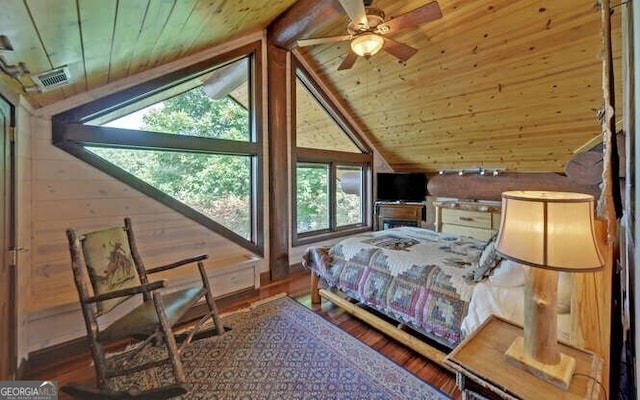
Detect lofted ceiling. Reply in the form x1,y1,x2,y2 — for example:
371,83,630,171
0,0,622,173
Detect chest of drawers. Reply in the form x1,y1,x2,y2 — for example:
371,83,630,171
434,201,501,241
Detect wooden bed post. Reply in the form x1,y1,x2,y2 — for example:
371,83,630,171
310,273,321,304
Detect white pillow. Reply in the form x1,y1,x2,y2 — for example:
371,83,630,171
488,260,525,287
557,272,573,314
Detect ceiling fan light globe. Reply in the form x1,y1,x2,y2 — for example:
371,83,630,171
351,33,384,57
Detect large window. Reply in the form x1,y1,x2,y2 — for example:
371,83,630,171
293,63,372,243
52,44,263,254
295,163,364,234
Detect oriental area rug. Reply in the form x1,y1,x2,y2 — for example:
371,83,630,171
111,294,450,400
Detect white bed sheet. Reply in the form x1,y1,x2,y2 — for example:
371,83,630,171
461,279,572,343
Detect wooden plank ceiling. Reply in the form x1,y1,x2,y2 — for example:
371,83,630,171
0,0,622,173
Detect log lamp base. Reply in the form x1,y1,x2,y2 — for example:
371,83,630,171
504,336,577,390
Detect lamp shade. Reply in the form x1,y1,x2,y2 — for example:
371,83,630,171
495,191,604,272
351,33,384,57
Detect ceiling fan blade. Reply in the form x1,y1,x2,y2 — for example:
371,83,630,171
337,51,359,71
382,37,418,61
379,1,442,34
297,35,352,47
338,0,368,28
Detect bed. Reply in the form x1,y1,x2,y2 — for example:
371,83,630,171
303,225,586,369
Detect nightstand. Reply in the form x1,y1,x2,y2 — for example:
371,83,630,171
444,315,603,400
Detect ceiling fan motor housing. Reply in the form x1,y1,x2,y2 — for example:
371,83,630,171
348,7,385,34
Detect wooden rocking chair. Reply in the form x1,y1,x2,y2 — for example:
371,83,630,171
62,217,226,400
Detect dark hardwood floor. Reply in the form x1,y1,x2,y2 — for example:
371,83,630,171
24,270,462,399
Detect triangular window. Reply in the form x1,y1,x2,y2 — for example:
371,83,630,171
296,81,362,153
52,49,262,254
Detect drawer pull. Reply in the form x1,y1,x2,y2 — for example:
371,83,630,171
459,217,474,222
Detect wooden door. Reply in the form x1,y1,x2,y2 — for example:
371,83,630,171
0,95,15,379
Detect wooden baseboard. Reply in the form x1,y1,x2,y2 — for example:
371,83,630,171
260,270,271,286
258,264,302,287
24,337,92,378
288,262,304,274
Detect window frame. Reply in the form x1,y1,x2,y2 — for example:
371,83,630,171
52,41,264,256
292,59,373,246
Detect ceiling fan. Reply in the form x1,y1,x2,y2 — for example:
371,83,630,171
296,0,442,70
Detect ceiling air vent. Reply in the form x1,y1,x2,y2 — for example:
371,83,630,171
31,65,71,91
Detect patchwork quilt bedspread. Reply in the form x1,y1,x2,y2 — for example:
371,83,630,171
302,227,485,348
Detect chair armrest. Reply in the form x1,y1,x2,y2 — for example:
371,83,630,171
85,280,167,304
146,254,208,274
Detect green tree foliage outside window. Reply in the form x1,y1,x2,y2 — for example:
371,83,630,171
89,86,253,239
142,87,250,141
296,164,329,233
296,164,363,234
88,148,252,239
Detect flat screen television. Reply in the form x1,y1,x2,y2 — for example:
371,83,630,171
376,173,427,202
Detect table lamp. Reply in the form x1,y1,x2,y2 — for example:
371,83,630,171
495,190,604,390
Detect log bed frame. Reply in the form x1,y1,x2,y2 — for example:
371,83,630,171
309,219,612,378
310,276,457,372
309,0,618,391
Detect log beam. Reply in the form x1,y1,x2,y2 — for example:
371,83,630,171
269,0,344,50
427,172,599,202
202,59,248,100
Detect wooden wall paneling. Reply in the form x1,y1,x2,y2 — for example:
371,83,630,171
33,197,169,222
33,213,199,243
33,222,238,263
34,179,145,202
34,157,128,182
30,261,76,312
27,303,90,352
30,212,250,305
